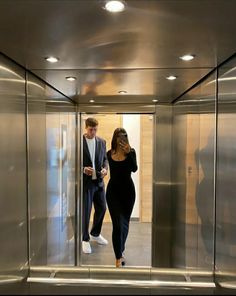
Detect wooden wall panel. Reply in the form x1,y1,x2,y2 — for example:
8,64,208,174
140,115,153,222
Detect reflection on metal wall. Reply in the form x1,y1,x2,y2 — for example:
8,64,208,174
0,54,28,277
78,103,155,114
152,105,172,267
216,57,236,280
27,74,76,266
27,73,48,265
171,105,187,268
172,73,216,269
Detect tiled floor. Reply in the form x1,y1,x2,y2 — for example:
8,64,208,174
81,222,152,267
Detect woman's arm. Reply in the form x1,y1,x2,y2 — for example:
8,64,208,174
127,148,138,172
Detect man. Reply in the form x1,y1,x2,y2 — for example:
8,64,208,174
82,117,108,254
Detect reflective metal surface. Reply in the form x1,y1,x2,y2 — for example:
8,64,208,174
1,1,236,290
171,72,216,269
78,102,155,113
216,56,236,282
152,104,173,267
27,72,76,266
34,68,211,104
25,266,215,296
1,1,236,102
28,266,214,287
152,72,217,269
27,277,215,288
0,54,28,278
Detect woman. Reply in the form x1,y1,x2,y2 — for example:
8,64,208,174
106,128,138,267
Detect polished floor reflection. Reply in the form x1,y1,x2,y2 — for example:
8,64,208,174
81,222,151,267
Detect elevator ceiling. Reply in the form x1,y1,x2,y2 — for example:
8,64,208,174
0,0,235,104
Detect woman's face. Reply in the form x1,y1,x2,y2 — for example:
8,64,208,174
117,133,128,144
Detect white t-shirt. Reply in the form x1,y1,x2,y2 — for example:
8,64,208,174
86,137,97,180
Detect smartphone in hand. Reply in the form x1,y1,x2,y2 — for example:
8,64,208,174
119,134,128,144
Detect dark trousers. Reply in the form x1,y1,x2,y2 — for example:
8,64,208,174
82,181,106,241
107,198,134,259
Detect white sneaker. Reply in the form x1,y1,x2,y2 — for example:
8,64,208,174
90,234,108,245
82,241,92,254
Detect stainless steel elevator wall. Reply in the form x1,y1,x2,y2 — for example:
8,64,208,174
152,104,173,267
216,56,236,282
0,54,28,278
171,72,216,269
27,73,76,266
27,73,48,265
2,46,236,293
152,72,217,269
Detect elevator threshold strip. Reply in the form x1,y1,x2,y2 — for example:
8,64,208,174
27,277,215,288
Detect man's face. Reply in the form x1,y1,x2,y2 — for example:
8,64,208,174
86,125,98,139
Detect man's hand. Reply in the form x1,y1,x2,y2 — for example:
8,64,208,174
100,168,107,178
84,166,94,176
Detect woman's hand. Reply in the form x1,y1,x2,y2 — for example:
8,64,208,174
119,140,131,154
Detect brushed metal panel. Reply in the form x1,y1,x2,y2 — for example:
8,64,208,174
1,0,236,70
27,73,48,265
216,56,236,282
27,72,76,266
78,102,155,113
0,281,28,295
171,72,216,269
27,267,215,294
1,1,236,102
0,54,28,277
33,68,210,104
152,104,173,267
30,266,89,279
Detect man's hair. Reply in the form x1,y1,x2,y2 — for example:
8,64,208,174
85,117,98,128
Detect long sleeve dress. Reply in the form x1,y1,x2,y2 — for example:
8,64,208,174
106,148,138,260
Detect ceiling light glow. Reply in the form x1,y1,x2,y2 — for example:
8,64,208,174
105,1,125,13
45,56,59,63
66,76,76,81
166,75,177,80
180,54,195,61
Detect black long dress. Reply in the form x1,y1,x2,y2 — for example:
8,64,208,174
106,149,138,260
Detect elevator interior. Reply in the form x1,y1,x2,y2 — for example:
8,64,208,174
1,0,236,294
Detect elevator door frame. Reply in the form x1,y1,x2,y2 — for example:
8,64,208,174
76,109,156,268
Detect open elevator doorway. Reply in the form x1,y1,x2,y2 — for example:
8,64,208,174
80,113,153,267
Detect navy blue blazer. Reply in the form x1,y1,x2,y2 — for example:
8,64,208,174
83,135,108,188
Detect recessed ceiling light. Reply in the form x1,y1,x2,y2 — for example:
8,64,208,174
118,90,127,94
166,75,177,80
105,0,125,13
66,76,76,81
152,99,158,103
180,54,195,61
45,56,59,63
89,99,95,103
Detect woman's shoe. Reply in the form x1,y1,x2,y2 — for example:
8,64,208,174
121,256,126,266
115,259,122,268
